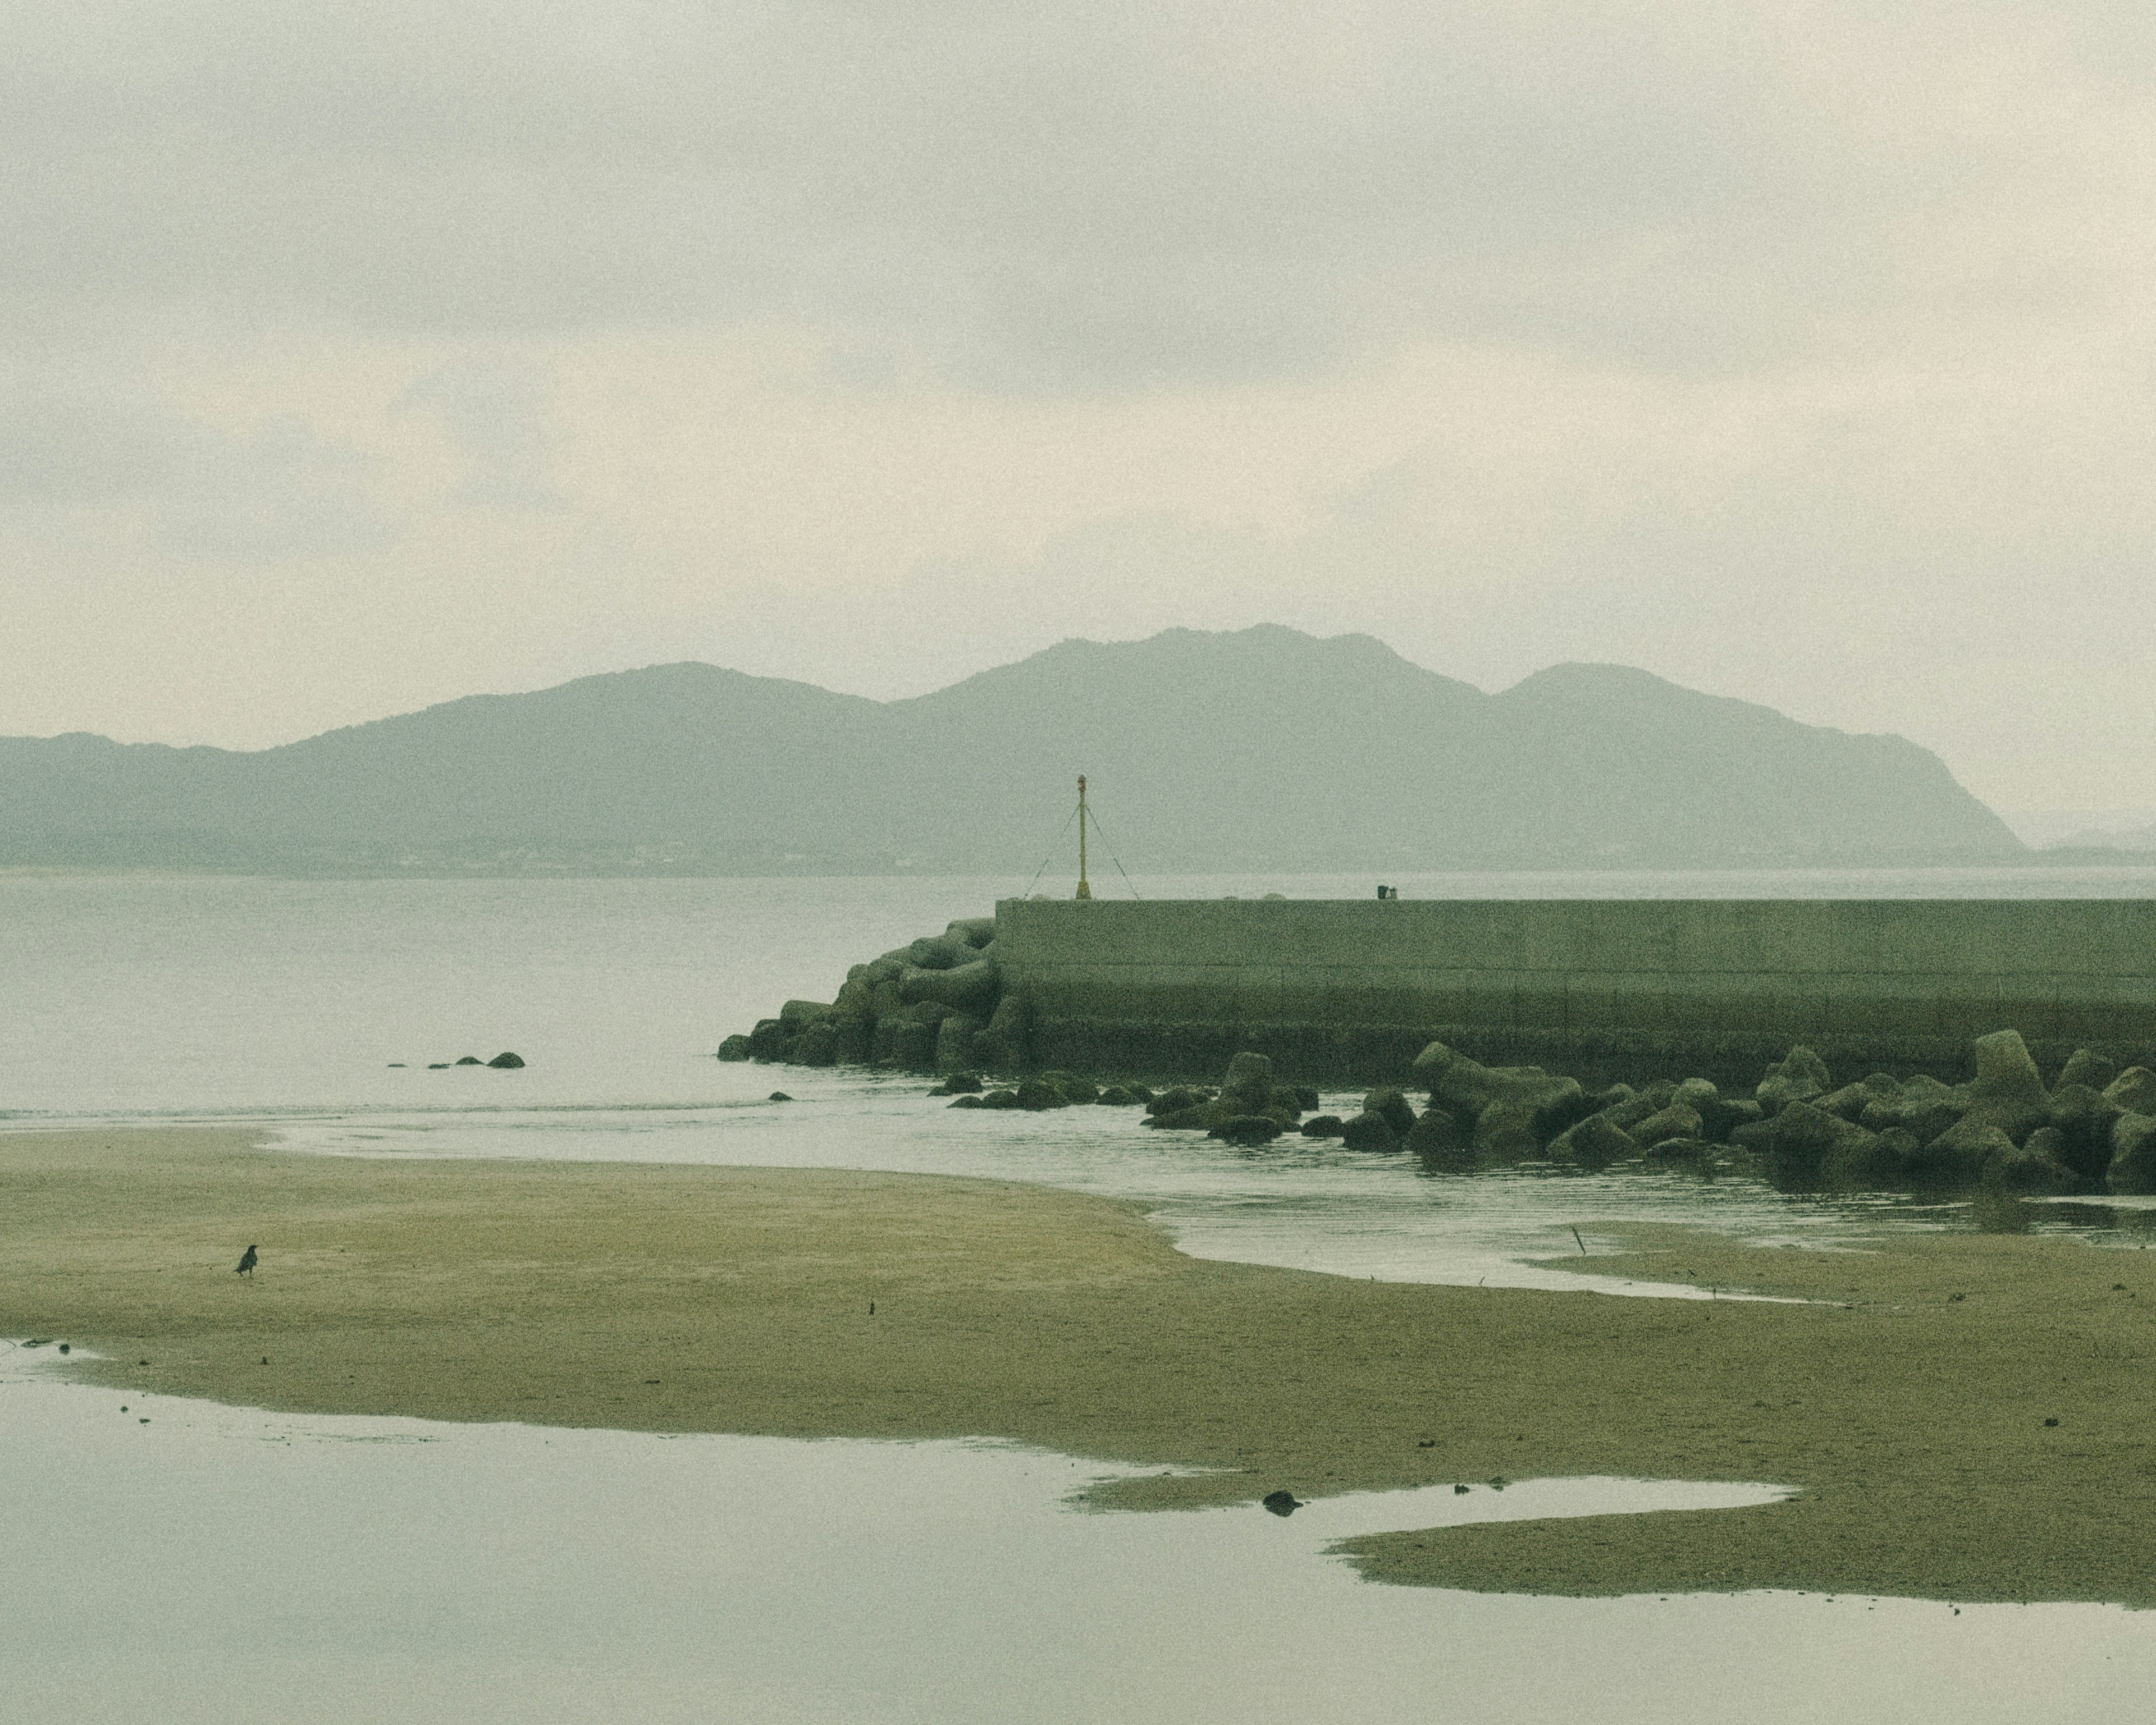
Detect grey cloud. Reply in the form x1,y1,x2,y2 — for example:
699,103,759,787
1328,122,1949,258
396,356,568,511
1,2,2114,387
0,374,399,560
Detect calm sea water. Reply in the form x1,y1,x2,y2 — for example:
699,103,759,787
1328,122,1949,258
8,871,2156,1722
7,868,2156,1289
17,1339,2140,1725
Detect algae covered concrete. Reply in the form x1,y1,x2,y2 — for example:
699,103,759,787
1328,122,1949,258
8,1127,2156,1608
994,897,2156,1082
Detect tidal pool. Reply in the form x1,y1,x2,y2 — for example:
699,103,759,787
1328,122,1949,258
5,1343,2150,1725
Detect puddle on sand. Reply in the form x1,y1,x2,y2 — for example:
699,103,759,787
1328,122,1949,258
5,1344,2153,1725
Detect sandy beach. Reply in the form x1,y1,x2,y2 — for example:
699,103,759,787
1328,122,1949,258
5,1125,2154,1605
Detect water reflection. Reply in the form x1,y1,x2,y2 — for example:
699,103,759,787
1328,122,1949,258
4,1346,2147,1725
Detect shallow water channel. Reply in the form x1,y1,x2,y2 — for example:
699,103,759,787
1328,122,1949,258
11,873,2156,1718
6,1341,2151,1725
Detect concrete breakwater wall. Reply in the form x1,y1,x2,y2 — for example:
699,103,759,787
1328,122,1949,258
993,898,2156,1086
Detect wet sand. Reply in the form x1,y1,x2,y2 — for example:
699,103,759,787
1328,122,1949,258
5,1127,2154,1605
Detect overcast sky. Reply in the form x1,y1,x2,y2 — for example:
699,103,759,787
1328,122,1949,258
4,1,2154,818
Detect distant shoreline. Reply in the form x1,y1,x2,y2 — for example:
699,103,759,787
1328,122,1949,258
6,1125,2155,1606
10,856,2156,882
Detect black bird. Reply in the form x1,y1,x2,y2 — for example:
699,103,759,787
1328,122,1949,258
235,1244,258,1276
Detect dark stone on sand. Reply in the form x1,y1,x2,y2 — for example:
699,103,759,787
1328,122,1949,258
768,1091,793,1102
1260,1490,1301,1517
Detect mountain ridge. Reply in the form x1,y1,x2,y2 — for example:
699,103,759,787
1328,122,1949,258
0,626,2023,875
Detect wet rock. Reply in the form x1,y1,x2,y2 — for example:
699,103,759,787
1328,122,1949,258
1040,1070,1099,1106
1824,1125,1915,1188
1985,1127,2080,1194
902,959,1000,1014
745,1019,791,1061
1671,1077,1720,1111
1697,1096,1764,1141
1300,1114,1347,1138
904,932,977,971
2046,1083,2123,1183
1903,1120,2002,1186
2058,1048,2120,1093
948,1093,986,1109
933,1013,983,1074
1756,1046,1831,1115
1547,1113,1636,1171
1404,1106,1466,1160
1858,1075,1967,1145
1926,1030,2053,1159
1013,1078,1063,1111
768,1091,793,1102
1966,1028,2053,1136
1814,1074,1901,1123
1339,1110,1400,1152
454,1055,484,1067
2103,1067,2156,1116
716,1035,752,1061
1363,1087,1418,1139
1641,1137,1719,1170
1220,1051,1277,1113
979,1088,1022,1110
887,1020,937,1071
2108,1111,2156,1194
1147,1087,1205,1117
830,1017,873,1064
1211,1114,1285,1145
1261,1491,1302,1516
1145,1105,1222,1131
1412,1042,1585,1145
793,1022,839,1067
1733,1100,1884,1184
977,990,1033,1071
1095,1085,1140,1105
1627,1102,1703,1150
779,999,833,1028
934,1072,986,1096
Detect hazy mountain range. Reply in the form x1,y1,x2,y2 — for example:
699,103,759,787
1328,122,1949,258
0,625,2026,876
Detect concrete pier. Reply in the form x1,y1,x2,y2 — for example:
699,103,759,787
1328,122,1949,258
992,898,2156,1085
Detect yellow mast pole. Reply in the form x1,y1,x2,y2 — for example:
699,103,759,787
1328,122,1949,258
1076,775,1093,899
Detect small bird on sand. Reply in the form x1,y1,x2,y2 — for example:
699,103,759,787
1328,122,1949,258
235,1244,258,1276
